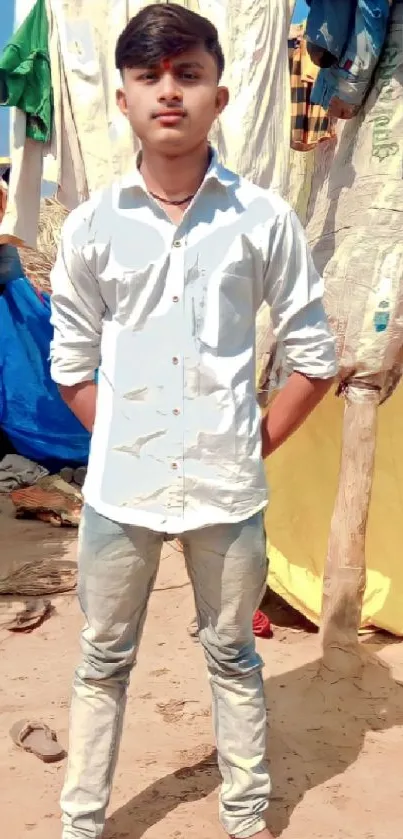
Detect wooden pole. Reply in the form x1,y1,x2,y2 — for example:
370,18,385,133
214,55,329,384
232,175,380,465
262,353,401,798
320,381,380,672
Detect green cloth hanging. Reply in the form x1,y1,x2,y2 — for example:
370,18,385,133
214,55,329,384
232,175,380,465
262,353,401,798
0,0,53,142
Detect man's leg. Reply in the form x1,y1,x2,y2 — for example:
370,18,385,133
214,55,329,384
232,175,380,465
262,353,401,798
61,504,164,838
182,513,271,839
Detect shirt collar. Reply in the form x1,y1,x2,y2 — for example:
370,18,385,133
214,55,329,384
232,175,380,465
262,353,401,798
120,147,236,194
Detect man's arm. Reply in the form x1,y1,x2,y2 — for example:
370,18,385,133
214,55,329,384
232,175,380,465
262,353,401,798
261,372,332,458
58,380,97,433
262,205,338,458
50,209,105,431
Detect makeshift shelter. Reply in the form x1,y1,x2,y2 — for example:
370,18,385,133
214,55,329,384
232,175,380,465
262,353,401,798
259,2,403,649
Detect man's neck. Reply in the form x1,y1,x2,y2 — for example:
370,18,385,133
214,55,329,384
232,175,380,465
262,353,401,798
139,142,211,201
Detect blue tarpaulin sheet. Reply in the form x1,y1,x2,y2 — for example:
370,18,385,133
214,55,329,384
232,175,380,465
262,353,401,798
0,251,90,467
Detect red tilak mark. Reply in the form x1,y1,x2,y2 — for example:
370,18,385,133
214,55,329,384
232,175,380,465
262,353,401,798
162,59,172,71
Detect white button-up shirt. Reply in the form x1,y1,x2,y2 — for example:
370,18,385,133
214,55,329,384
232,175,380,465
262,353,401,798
50,152,337,533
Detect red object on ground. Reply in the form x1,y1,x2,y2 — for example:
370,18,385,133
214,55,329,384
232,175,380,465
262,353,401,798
253,609,273,638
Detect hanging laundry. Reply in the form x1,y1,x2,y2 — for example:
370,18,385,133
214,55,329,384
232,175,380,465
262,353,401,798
0,0,92,249
305,0,354,68
306,0,392,118
0,0,145,249
1,0,292,249
288,24,336,152
202,0,292,193
0,0,53,142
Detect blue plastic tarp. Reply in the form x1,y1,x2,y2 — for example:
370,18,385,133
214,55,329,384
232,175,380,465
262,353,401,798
0,264,90,468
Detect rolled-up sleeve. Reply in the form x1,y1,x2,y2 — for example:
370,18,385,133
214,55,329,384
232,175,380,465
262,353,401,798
50,211,105,386
263,206,338,379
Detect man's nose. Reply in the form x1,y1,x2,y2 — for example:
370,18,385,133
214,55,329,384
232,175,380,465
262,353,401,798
158,73,182,102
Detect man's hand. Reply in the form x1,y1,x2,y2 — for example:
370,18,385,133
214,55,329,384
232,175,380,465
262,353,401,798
59,381,97,433
261,371,334,459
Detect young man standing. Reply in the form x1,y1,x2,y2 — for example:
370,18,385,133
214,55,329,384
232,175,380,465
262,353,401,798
50,6,337,838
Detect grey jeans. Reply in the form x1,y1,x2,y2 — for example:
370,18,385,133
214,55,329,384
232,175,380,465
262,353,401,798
61,504,270,838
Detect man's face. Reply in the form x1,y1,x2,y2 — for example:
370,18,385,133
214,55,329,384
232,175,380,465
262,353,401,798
116,47,228,154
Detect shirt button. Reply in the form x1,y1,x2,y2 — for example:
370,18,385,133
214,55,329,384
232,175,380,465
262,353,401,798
172,356,179,365
172,462,178,470
173,295,179,303
173,408,180,416
173,240,181,248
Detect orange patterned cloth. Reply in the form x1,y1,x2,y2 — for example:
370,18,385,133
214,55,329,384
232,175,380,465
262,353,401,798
288,24,336,151
11,475,82,527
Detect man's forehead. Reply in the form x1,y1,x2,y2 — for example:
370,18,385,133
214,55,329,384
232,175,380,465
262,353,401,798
151,47,212,70
124,47,217,76
160,56,205,69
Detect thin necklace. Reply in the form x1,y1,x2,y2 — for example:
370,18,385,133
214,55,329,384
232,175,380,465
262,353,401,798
149,191,195,206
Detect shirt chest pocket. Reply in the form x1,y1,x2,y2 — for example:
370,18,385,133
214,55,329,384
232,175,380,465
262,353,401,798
110,269,160,326
195,272,254,354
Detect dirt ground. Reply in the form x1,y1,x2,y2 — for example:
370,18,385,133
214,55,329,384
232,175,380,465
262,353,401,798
1,496,403,839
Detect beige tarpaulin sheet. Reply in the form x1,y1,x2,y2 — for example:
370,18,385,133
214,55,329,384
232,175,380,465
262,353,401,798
265,383,403,635
263,3,403,636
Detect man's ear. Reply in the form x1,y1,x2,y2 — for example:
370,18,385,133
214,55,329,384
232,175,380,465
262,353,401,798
215,85,229,117
116,86,128,117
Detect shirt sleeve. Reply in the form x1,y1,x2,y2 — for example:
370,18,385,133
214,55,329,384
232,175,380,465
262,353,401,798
263,206,338,379
50,212,105,386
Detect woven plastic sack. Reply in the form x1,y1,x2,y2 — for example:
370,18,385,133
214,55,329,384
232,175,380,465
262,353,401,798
305,2,403,398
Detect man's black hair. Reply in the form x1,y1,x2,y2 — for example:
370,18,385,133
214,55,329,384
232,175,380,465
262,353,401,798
115,3,225,80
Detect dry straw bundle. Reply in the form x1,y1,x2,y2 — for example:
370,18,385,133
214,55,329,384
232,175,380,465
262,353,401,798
18,197,69,294
0,560,77,596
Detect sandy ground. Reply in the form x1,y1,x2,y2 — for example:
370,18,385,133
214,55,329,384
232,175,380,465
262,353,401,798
1,496,403,839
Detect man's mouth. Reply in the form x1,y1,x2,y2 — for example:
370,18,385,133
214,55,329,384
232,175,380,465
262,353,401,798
153,110,186,125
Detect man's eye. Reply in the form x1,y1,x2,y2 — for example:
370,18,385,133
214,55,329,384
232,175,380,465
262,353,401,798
181,72,198,81
139,72,157,82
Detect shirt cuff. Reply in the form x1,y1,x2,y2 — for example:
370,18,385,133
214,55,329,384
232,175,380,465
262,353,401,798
50,356,97,387
286,341,339,380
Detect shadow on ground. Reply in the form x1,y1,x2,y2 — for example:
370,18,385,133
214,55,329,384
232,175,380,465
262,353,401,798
267,646,403,835
104,752,220,839
105,644,403,838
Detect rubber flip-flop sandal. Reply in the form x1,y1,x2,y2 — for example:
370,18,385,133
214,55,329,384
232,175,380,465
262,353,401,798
7,599,52,633
10,720,66,763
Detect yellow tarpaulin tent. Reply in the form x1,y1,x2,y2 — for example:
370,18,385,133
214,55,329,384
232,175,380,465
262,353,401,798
265,383,403,635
